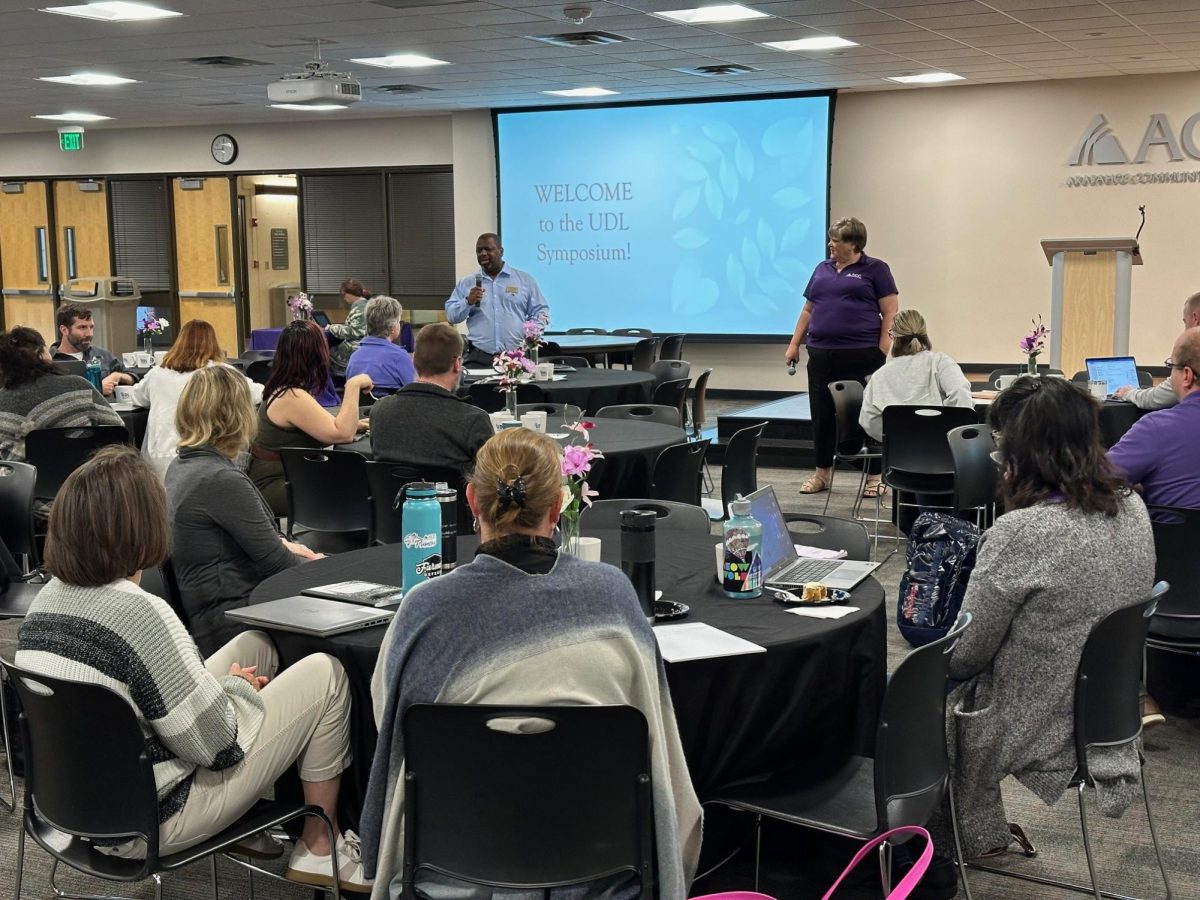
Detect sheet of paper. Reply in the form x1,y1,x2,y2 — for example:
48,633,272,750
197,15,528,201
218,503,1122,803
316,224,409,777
654,622,766,663
466,368,497,376
784,606,860,620
794,544,846,559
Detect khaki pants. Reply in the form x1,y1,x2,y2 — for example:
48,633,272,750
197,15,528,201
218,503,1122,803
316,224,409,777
159,630,351,854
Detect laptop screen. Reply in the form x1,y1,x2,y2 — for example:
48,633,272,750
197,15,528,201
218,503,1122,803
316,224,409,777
747,486,794,573
1085,357,1138,395
311,309,332,327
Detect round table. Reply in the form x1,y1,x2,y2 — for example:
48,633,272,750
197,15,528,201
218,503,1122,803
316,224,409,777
115,404,148,449
973,396,1142,448
247,529,886,820
342,417,684,499
469,368,654,415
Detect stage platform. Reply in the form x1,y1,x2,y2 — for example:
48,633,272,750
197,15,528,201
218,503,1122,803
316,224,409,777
711,393,814,468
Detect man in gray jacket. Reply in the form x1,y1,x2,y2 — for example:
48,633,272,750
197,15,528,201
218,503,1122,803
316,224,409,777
1113,290,1200,409
50,302,138,396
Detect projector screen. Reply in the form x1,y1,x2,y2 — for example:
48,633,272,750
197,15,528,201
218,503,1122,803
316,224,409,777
495,92,834,339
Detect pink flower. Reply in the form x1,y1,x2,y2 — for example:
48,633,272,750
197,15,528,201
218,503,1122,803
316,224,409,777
561,444,594,477
568,419,595,433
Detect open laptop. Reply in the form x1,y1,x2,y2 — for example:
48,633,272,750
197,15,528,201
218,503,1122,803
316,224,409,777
226,596,394,637
747,485,881,589
1085,356,1139,397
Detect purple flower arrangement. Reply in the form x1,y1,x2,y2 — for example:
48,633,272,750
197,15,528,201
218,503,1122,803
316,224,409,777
1019,315,1049,374
287,292,314,320
139,312,169,334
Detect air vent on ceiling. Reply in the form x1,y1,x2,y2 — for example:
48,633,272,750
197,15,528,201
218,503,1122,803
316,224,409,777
675,63,759,77
527,31,630,48
182,56,268,67
376,84,440,93
195,100,246,106
369,0,476,8
256,37,340,49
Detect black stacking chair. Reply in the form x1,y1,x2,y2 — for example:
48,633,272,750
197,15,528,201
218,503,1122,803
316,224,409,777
280,448,372,549
960,586,1172,900
985,366,1064,383
365,461,472,545
652,378,690,423
631,338,658,373
651,440,710,506
139,558,188,628
649,358,691,387
581,499,712,534
594,404,682,428
566,327,609,335
245,358,274,385
542,355,591,369
947,424,998,529
708,422,765,522
658,334,685,361
710,615,971,894
610,328,652,368
25,425,131,503
3,658,341,900
783,513,871,562
689,368,713,440
468,381,543,413
824,380,883,513
1144,505,1200,656
400,704,654,900
516,402,583,421
240,349,276,365
0,460,39,572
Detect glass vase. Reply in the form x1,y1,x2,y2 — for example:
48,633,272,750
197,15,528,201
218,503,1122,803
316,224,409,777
530,345,539,367
506,388,519,419
143,334,153,354
1026,356,1038,376
559,512,580,556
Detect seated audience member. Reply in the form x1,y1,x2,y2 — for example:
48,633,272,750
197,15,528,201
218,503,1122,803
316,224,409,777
50,302,137,395
15,445,369,892
858,308,972,496
248,320,371,517
361,428,701,899
166,366,319,655
327,277,371,376
932,376,1153,869
1108,326,1200,509
0,326,123,462
369,322,492,474
1113,290,1200,410
345,295,415,393
131,319,263,479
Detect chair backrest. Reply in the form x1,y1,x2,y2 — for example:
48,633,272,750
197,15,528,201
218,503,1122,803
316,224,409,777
280,448,371,535
881,406,978,480
515,402,583,421
594,404,681,428
658,334,685,361
651,440,709,506
828,380,867,450
1146,506,1200,618
690,368,713,439
783,513,871,561
612,328,652,338
1137,369,1153,387
1070,370,1089,383
401,703,653,898
366,461,471,544
542,356,591,369
138,556,189,626
874,614,971,830
566,327,609,335
946,424,997,511
631,338,658,372
245,358,273,385
0,460,38,564
3,659,161,862
25,425,132,502
652,378,690,420
720,422,766,515
1074,585,1165,777
241,349,276,364
580,498,712,533
650,358,691,386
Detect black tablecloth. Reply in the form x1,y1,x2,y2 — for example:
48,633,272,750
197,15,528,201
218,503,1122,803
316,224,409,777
247,529,886,817
116,405,148,449
973,397,1142,448
342,417,684,499
469,369,654,415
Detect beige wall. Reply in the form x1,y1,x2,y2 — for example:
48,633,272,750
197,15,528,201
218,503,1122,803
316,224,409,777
5,74,1200,389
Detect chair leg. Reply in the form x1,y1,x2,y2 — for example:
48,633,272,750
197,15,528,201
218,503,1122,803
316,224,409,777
1141,764,1173,897
1077,782,1103,900
822,460,838,515
877,841,893,896
947,781,974,900
752,814,762,893
209,854,219,900
153,873,162,900
14,810,25,900
0,668,15,814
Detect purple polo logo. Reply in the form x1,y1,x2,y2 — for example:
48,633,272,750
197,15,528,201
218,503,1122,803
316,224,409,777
1069,115,1129,166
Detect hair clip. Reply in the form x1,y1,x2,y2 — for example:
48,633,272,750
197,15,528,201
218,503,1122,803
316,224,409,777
496,475,528,511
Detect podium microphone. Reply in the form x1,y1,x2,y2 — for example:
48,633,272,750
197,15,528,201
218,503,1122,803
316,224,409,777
1134,204,1146,255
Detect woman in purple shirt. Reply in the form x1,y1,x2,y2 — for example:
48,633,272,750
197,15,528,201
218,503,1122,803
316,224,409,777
785,217,899,496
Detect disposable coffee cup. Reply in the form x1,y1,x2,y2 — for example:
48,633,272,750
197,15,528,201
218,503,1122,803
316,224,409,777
994,374,1019,390
122,352,138,367
135,352,154,367
1088,380,1108,400
536,362,554,382
714,541,724,582
520,411,547,433
575,536,602,562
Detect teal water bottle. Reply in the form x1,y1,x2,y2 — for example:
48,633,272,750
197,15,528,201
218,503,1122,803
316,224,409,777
401,482,443,594
722,495,763,599
85,356,103,393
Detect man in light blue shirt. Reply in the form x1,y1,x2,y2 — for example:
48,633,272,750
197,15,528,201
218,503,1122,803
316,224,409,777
445,233,549,365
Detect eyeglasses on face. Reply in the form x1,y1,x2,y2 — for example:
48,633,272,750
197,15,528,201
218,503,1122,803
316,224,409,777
1165,357,1189,370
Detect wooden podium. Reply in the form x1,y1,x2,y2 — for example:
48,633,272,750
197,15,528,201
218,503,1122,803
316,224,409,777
1041,238,1142,377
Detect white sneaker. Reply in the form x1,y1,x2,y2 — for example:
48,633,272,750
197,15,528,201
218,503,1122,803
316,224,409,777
286,830,372,893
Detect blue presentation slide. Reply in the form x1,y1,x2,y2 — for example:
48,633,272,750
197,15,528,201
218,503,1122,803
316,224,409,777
496,94,832,337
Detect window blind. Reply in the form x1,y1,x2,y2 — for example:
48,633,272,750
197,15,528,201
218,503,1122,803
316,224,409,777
300,174,387,294
387,170,455,297
109,179,172,292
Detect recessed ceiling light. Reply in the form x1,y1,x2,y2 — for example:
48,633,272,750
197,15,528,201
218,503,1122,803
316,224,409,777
269,103,349,111
32,112,113,121
541,87,618,97
349,54,450,68
763,36,857,51
887,72,964,84
40,2,183,22
652,4,771,25
38,73,138,85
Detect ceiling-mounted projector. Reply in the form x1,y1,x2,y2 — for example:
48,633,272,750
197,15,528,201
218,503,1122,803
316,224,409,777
268,58,361,107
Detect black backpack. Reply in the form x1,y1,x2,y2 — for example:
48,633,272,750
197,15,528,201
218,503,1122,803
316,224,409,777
897,512,980,647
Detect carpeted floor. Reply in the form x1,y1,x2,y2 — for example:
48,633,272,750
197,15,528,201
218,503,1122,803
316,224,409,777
0,398,1195,899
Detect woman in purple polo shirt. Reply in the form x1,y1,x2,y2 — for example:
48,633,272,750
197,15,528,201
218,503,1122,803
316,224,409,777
785,217,898,496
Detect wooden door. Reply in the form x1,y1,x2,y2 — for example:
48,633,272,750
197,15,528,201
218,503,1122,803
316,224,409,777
172,178,240,356
53,180,111,285
0,181,55,339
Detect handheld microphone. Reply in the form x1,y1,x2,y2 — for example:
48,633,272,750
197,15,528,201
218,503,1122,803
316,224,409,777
787,361,797,376
475,274,482,289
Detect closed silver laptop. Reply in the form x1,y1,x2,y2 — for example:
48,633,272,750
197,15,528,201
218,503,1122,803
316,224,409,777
226,596,394,637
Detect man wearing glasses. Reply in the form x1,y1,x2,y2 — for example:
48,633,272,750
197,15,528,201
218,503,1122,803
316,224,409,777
1113,291,1200,409
1108,326,1200,510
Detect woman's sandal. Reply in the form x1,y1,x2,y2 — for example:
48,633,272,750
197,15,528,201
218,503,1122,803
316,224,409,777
799,474,830,494
977,823,1039,860
862,482,887,499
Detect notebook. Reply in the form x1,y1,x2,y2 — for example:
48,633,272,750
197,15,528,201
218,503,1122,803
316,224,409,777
747,485,880,590
226,596,394,637
302,580,403,607
1085,356,1139,397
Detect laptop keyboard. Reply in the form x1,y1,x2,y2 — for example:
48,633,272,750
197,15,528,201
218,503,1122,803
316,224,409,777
770,557,841,584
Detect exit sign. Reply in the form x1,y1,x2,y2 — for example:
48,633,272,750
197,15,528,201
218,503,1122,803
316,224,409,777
59,131,83,151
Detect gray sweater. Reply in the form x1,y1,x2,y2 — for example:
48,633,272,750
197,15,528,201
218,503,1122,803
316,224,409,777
164,447,298,655
0,372,123,461
369,381,493,473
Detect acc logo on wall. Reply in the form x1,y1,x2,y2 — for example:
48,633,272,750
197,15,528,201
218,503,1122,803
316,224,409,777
1069,112,1200,166
1069,115,1129,165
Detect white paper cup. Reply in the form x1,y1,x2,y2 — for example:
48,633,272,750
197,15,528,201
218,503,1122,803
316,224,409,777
122,352,138,367
1088,380,1108,400
575,536,602,561
520,411,547,433
536,362,554,382
714,541,724,582
135,352,154,367
994,374,1019,390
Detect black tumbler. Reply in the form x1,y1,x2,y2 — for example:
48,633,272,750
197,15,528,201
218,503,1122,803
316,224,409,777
619,509,657,622
435,482,458,571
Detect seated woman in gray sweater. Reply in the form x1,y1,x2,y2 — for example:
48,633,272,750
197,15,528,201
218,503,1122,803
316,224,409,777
936,377,1154,865
16,445,369,891
165,366,321,655
361,428,702,900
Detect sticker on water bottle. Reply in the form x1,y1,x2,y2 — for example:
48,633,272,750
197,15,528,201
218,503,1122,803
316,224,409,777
722,528,762,594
